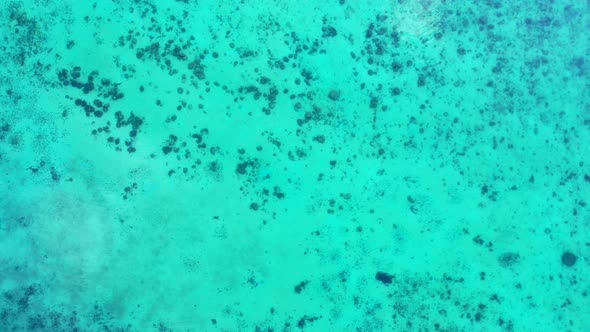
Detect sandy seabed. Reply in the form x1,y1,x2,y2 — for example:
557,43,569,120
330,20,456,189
0,1,589,331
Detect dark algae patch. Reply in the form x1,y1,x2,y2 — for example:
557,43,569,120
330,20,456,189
0,0,589,331
561,251,577,267
375,272,394,285
294,280,309,294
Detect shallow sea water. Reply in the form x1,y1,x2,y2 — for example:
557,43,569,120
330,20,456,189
0,0,589,331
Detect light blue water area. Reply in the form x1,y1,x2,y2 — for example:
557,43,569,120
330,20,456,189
0,0,589,331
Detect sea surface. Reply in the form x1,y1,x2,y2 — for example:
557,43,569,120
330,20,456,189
0,0,589,331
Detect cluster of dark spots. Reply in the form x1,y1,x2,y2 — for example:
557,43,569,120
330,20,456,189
480,184,498,201
58,67,142,153
497,318,514,331
113,111,143,153
253,186,283,208
249,202,260,211
237,80,279,115
413,63,443,88
442,274,465,283
321,21,338,38
1,287,132,332
135,42,162,61
417,73,426,88
406,195,420,214
246,275,259,288
390,86,402,96
106,135,121,146
6,3,47,66
264,134,282,149
299,68,315,86
471,304,487,323
236,47,257,60
268,54,288,71
57,67,98,94
362,14,401,73
117,13,197,75
122,182,138,200
16,285,37,311
165,114,177,123
280,30,325,60
491,57,509,74
100,80,125,100
0,123,11,141
27,160,45,174
369,96,380,110
323,192,356,214
26,161,70,182
0,285,43,329
272,186,285,199
570,57,587,76
327,89,340,101
296,315,320,329
153,129,219,178
65,39,75,49
338,270,348,283
295,105,331,127
238,85,262,100
391,60,403,73
188,56,206,80
472,234,493,250
313,135,325,144
234,154,265,194
235,159,259,176
258,76,271,85
263,86,279,114
49,166,60,182
73,97,109,118
154,322,173,332
161,134,179,155
189,128,210,149
207,160,223,179
523,56,549,73
294,280,309,294
375,271,394,285
557,171,579,186
498,252,520,268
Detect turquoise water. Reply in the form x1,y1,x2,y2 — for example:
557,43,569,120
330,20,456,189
1,0,589,331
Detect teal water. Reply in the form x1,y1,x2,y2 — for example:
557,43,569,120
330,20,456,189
1,0,589,331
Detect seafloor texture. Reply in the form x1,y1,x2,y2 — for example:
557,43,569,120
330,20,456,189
0,0,589,331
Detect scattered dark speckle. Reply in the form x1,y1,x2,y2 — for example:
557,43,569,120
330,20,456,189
498,252,520,268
